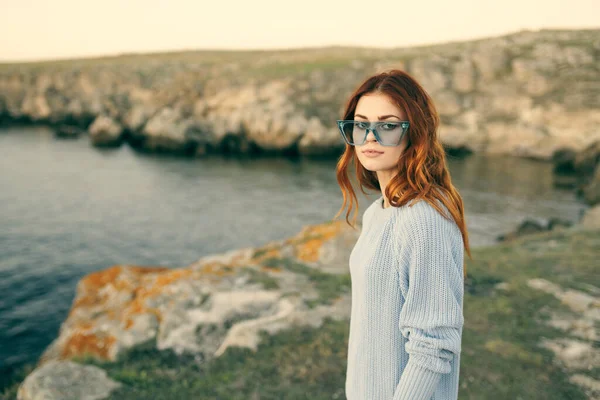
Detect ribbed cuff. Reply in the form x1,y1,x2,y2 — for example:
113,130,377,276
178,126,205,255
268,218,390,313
392,359,442,400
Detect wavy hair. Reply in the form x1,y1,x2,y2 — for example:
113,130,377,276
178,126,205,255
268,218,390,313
334,69,472,263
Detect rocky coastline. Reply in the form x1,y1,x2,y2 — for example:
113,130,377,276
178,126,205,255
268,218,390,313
1,29,599,160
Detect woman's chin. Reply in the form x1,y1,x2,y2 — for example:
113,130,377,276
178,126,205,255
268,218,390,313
359,157,389,171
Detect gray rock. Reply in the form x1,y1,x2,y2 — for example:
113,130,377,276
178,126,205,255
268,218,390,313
540,338,599,371
17,360,121,400
497,218,548,242
528,277,600,396
527,278,599,321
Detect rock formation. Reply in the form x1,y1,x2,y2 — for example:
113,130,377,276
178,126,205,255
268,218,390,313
16,220,359,399
1,29,598,159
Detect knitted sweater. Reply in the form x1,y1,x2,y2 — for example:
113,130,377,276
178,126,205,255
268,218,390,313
345,195,465,400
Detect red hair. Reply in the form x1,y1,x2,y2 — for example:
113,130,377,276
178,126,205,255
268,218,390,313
334,69,472,263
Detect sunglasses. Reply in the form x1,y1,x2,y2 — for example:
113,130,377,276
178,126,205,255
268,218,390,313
336,120,410,147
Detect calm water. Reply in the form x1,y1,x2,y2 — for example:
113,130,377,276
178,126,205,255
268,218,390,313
0,126,586,385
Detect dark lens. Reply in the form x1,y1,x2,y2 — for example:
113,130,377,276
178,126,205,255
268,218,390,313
340,121,357,145
348,121,368,145
376,122,403,145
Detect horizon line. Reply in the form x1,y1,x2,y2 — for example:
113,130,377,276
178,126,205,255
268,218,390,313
1,26,598,65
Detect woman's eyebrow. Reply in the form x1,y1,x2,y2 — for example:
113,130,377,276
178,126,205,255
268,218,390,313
354,114,401,120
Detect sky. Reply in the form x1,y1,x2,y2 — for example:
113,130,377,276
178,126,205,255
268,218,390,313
0,0,598,62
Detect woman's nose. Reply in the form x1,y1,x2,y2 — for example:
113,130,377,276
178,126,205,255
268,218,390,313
365,129,377,142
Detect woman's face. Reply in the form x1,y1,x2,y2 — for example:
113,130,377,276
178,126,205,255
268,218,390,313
353,92,409,173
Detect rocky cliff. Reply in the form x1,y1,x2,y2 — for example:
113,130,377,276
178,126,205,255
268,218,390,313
1,29,598,159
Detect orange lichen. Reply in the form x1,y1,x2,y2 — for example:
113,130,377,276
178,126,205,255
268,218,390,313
61,331,117,360
124,318,134,330
154,268,192,287
64,264,179,351
76,322,94,330
50,264,210,361
296,238,323,262
80,265,123,289
80,265,167,290
116,268,196,330
71,265,169,310
294,222,344,262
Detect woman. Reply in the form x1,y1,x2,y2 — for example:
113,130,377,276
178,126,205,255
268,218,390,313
334,69,471,400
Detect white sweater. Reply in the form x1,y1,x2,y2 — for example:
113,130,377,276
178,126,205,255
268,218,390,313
345,195,465,400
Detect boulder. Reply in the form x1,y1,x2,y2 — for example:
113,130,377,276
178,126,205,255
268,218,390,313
88,115,123,147
17,360,121,400
141,108,190,153
123,105,153,133
497,217,572,242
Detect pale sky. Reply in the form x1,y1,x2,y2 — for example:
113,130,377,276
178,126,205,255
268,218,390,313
0,0,598,62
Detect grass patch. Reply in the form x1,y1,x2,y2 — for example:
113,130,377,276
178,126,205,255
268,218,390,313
467,228,600,290
457,227,598,399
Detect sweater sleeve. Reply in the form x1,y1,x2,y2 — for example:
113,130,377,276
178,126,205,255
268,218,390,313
392,202,465,400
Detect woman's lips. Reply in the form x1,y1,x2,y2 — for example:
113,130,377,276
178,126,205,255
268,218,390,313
362,150,384,157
